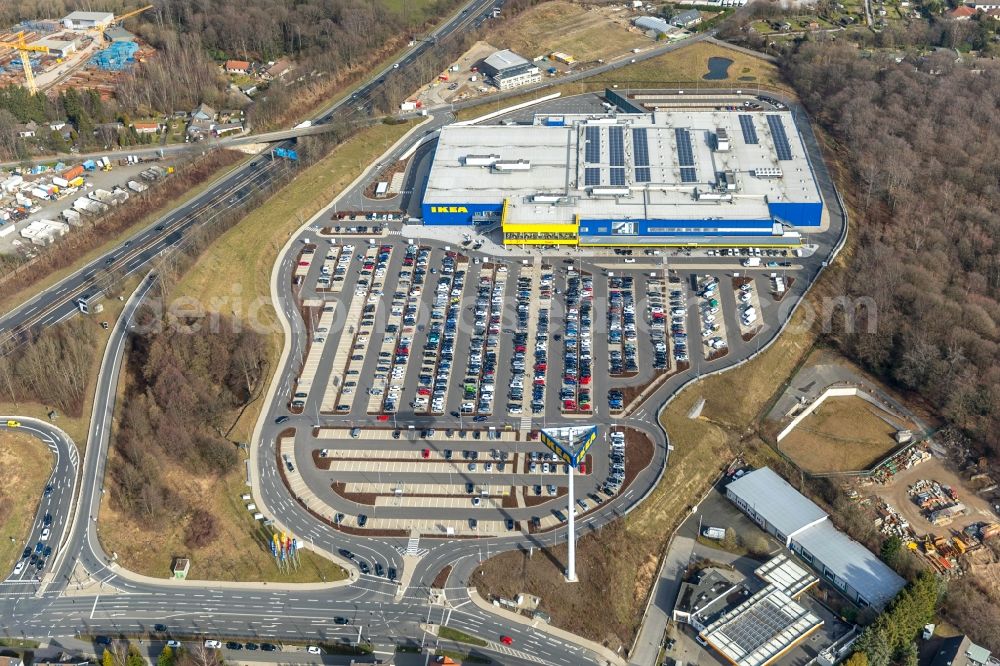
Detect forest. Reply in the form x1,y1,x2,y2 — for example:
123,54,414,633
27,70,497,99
110,310,266,545
783,39,1000,649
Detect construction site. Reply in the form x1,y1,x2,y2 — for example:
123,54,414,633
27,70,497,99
0,6,154,99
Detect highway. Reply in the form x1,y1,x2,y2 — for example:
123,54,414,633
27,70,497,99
0,2,849,659
0,0,504,348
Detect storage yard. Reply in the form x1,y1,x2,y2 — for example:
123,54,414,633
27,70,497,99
0,157,173,253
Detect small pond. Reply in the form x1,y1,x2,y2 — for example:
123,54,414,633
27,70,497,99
702,56,734,80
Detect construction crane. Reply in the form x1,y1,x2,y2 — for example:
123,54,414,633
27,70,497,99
94,5,154,47
0,32,49,95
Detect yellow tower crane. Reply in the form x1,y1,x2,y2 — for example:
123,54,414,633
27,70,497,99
94,5,155,48
0,32,49,95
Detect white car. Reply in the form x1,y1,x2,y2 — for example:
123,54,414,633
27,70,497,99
307,646,322,655
13,561,25,575
166,640,181,648
204,640,222,649
40,528,51,541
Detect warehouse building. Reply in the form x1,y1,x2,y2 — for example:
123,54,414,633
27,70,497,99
421,109,823,247
726,467,906,609
479,49,541,90
29,35,78,58
61,11,115,30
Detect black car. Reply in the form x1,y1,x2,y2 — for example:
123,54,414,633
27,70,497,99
338,548,353,559
245,643,259,651
44,485,53,497
21,547,30,560
274,415,289,424
43,546,52,558
334,617,349,625
506,519,515,531
473,415,488,423
226,642,243,650
155,224,165,232
388,567,397,581
357,514,368,527
43,513,53,526
374,562,385,577
261,643,277,652
359,561,371,574
153,624,167,632
95,636,112,646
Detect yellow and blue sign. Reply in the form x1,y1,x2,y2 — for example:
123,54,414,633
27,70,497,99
540,426,597,469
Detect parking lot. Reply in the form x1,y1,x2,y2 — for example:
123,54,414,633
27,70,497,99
278,236,793,534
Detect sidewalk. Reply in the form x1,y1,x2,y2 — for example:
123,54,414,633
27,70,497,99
466,588,628,666
628,535,695,666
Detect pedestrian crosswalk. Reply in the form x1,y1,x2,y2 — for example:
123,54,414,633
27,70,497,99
519,415,533,432
492,643,549,664
387,228,403,236
401,530,427,556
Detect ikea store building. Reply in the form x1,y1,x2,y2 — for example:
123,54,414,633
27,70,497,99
420,108,824,247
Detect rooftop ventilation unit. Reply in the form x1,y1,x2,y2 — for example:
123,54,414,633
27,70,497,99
589,186,629,197
492,160,531,172
754,167,783,179
464,154,500,166
715,128,730,152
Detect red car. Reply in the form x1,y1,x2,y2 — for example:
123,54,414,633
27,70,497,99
422,449,430,459
500,636,513,646
417,388,431,396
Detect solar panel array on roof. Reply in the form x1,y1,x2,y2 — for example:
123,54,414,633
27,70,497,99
585,126,601,164
584,167,600,186
675,128,694,167
739,115,759,145
680,167,697,183
635,167,651,183
609,126,625,167
633,128,650,167
609,167,626,186
766,115,792,161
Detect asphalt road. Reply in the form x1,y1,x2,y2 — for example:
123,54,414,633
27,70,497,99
0,0,504,349
0,13,847,662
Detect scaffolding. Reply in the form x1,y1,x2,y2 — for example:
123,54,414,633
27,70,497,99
90,40,138,71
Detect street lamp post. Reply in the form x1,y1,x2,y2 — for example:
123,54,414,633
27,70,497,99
565,463,577,582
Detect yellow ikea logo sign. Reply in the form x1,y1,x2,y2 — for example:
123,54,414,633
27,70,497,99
430,206,468,213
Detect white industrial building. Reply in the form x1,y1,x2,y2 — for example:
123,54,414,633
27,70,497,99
479,49,541,90
726,467,906,608
61,11,115,31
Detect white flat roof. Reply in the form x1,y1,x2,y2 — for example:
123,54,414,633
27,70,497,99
701,586,824,666
63,11,114,21
424,111,820,225
755,553,817,598
726,467,829,539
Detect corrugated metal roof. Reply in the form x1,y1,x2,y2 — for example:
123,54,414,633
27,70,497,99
791,520,906,607
726,468,828,538
634,16,671,33
483,49,529,71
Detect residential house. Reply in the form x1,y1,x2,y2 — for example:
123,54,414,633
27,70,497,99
49,119,68,131
969,1,1000,9
16,121,38,138
191,103,216,122
671,9,703,27
0,656,25,666
264,58,294,80
929,635,995,666
224,59,251,74
131,121,160,134
945,5,977,18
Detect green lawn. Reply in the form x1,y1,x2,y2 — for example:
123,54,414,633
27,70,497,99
438,626,489,647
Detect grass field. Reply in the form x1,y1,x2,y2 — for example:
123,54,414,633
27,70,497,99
489,1,648,64
779,396,904,473
438,626,488,647
474,265,828,650
455,39,789,122
0,431,52,573
97,120,416,582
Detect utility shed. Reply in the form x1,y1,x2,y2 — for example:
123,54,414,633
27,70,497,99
790,520,906,609
725,467,828,546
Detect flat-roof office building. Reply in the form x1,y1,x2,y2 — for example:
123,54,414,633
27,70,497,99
420,109,824,247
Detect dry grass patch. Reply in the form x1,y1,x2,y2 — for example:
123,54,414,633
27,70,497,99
779,396,904,473
0,431,52,572
490,2,648,63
